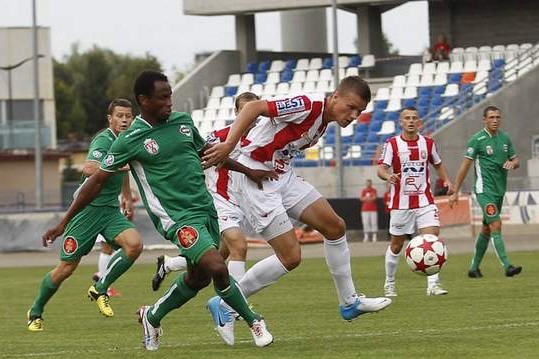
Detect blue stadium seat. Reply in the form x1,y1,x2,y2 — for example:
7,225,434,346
379,134,392,143
342,136,353,145
284,59,297,71
224,86,238,97
418,87,432,98
418,105,429,118
448,73,461,84
492,59,505,68
417,96,430,107
354,131,367,144
355,123,368,133
488,81,501,92
402,98,416,108
367,132,379,142
326,126,336,135
258,61,270,72
322,57,333,69
254,72,267,84
246,62,258,74
325,134,335,145
348,55,361,67
430,95,443,107
433,85,446,95
371,111,385,123
385,112,399,121
280,70,293,82
374,101,388,110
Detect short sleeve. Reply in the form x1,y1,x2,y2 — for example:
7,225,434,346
464,136,478,160
377,140,393,167
86,136,110,163
191,125,206,153
429,141,442,165
266,95,312,124
100,137,133,172
507,136,516,159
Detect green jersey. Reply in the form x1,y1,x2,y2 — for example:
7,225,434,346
464,128,516,196
77,128,124,207
100,112,216,240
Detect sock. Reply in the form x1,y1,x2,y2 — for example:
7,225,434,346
385,246,400,284
363,233,368,241
491,231,511,269
30,272,59,317
427,272,440,288
215,276,260,326
469,233,489,271
324,236,357,306
228,260,246,281
239,254,288,298
95,249,134,294
97,252,111,278
372,233,377,242
147,273,198,327
165,256,187,273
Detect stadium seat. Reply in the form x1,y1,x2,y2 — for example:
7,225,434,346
289,82,303,94
359,54,375,69
477,59,491,71
262,83,277,97
291,70,306,83
434,73,448,86
240,73,254,86
422,62,437,75
338,56,350,68
217,108,233,121
418,86,432,98
316,80,330,94
390,87,404,100
265,72,280,84
520,43,533,53
348,55,361,67
345,67,359,77
319,69,333,81
385,98,402,112
284,59,297,71
192,109,204,122
236,84,251,95
306,69,320,82
220,96,234,109
448,73,461,84
224,86,238,97
463,60,477,72
402,98,416,108
392,75,406,88
492,58,505,69
276,82,290,95
374,87,390,101
309,58,323,70
408,63,423,76
442,84,459,97
364,101,374,113
433,85,445,95
204,108,217,122
448,61,463,74
280,70,294,82
250,83,263,96
269,60,285,73
206,97,220,110
460,72,475,84
436,62,450,74
473,70,489,83
226,74,241,87
296,58,310,71
419,74,434,87
439,107,454,121
406,74,420,87
254,72,267,84
402,86,417,99
246,62,258,74
322,57,333,69
418,106,429,118
303,81,316,93
258,61,270,72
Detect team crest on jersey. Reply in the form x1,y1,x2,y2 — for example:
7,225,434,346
179,125,192,137
104,154,115,166
63,236,78,254
92,150,103,159
144,138,159,155
485,203,498,216
420,150,427,159
274,96,307,116
486,145,493,155
177,226,199,249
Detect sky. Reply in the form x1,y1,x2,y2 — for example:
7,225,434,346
0,0,429,76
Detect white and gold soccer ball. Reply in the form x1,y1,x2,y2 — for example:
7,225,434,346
405,234,447,275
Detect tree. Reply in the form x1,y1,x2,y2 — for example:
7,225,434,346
354,33,399,56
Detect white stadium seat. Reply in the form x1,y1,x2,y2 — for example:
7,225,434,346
291,70,306,83
406,74,420,87
263,83,277,97
206,97,220,110
391,75,406,88
309,58,323,70
377,120,396,135
220,96,234,109
408,63,423,76
359,54,375,69
319,69,333,81
226,74,241,87
269,60,285,73
306,69,320,82
289,82,303,94
303,81,316,93
295,58,310,71
422,62,437,75
250,83,263,96
442,84,459,97
374,87,390,101
265,72,280,84
384,98,402,112
276,82,290,95
210,86,224,98
402,86,417,99
240,73,254,86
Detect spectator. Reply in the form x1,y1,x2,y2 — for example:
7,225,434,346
431,34,451,61
360,179,378,242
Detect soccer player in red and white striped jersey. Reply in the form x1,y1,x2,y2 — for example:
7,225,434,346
203,77,392,345
377,107,453,297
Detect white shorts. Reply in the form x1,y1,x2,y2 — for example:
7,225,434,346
232,170,321,234
211,192,245,233
96,234,106,243
389,204,440,236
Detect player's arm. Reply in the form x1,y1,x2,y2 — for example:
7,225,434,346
503,155,519,170
448,158,473,208
222,157,278,190
42,169,112,246
377,164,400,184
120,174,134,220
82,161,100,177
202,100,269,167
433,163,453,194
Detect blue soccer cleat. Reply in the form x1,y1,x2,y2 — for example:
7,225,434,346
207,296,235,346
339,296,392,321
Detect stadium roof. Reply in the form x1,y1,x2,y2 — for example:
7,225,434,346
183,0,409,15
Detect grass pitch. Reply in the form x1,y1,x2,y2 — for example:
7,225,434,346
2,251,539,358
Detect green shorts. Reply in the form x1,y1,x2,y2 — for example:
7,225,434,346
60,205,134,261
169,215,220,265
476,193,503,225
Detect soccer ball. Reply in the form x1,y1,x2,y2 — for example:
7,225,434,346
405,234,447,275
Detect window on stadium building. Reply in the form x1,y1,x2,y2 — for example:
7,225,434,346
533,135,539,159
9,100,44,124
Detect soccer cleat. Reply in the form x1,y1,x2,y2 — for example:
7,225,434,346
27,310,43,332
151,255,167,292
88,285,114,317
384,282,398,297
505,265,522,277
468,269,483,278
207,296,235,346
137,306,162,351
250,319,273,347
339,296,392,321
427,284,448,296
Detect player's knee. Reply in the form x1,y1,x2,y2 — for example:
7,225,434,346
229,241,247,260
321,215,346,239
390,241,404,254
281,252,302,271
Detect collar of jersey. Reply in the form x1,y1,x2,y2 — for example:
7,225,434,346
483,128,498,138
106,127,118,138
136,115,155,128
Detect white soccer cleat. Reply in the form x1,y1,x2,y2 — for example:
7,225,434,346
384,282,398,297
137,306,162,351
250,319,273,347
427,284,448,296
339,296,392,321
207,296,235,346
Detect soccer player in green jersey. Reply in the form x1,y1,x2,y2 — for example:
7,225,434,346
42,71,275,350
28,99,143,331
449,106,522,278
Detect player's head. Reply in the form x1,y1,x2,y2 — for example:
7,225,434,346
107,99,133,135
327,76,371,128
483,105,501,132
400,106,420,136
134,70,172,122
235,91,260,115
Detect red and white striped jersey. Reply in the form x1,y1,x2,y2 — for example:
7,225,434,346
205,126,243,205
239,93,328,173
378,134,442,210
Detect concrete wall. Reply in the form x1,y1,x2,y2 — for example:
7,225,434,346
433,65,539,192
429,0,539,48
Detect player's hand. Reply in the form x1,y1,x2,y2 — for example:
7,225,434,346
387,173,400,184
202,142,235,169
444,181,454,196
503,160,516,170
247,169,279,189
42,223,66,247
448,193,459,209
121,197,134,220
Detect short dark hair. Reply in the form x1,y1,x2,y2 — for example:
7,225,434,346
107,98,132,115
483,105,500,118
234,91,260,111
401,106,418,114
337,76,371,103
133,71,168,105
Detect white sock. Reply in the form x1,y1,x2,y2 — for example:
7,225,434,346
427,273,440,288
238,254,288,298
98,252,111,278
372,233,377,242
228,260,246,281
165,256,187,273
385,246,400,284
324,236,357,306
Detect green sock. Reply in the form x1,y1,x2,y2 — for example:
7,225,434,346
95,249,134,294
215,276,260,326
491,231,511,269
147,273,198,327
469,233,489,271
30,272,59,317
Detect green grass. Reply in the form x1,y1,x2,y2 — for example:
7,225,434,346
2,251,539,358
